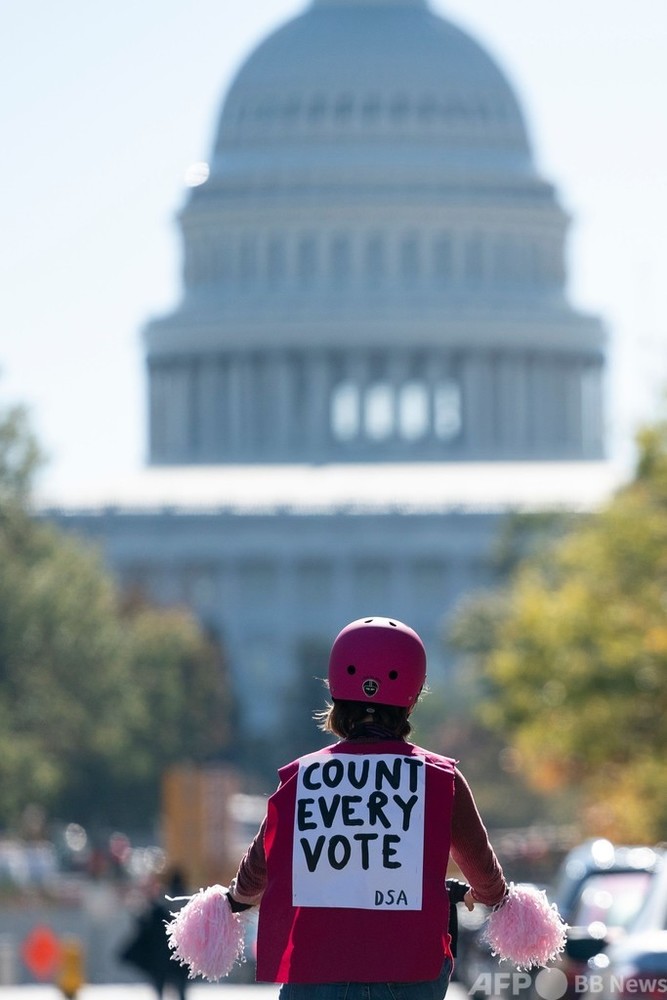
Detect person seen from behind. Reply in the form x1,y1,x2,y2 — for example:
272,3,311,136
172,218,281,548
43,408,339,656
226,616,507,999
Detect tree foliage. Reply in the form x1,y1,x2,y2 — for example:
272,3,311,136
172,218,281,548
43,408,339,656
0,398,233,831
452,423,667,842
0,400,41,506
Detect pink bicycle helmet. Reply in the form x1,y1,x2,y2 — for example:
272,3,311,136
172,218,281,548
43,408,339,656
328,616,426,707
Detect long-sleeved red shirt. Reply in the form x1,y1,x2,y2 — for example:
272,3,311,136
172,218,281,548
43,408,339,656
230,763,506,908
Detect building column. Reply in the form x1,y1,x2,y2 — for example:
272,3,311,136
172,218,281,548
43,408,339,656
460,352,481,455
529,354,559,455
148,365,167,461
561,358,578,454
581,360,604,457
162,363,193,461
274,352,294,457
387,352,406,443
196,358,221,460
347,352,370,443
497,354,528,455
227,353,251,457
424,352,444,446
305,352,331,456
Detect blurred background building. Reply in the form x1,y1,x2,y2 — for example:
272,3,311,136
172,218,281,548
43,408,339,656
49,0,613,766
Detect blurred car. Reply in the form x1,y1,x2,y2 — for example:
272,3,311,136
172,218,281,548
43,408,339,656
553,840,661,997
594,852,667,1000
456,839,661,999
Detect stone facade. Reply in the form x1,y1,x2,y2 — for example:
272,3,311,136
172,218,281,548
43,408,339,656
51,0,609,755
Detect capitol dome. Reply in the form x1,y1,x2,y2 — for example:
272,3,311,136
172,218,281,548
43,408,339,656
145,0,606,466
212,0,532,188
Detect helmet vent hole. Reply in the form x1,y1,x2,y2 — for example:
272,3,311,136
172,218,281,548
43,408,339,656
389,670,398,680
347,664,356,675
364,618,373,623
388,620,397,626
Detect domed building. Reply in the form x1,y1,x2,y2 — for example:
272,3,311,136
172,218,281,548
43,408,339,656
55,0,612,763
146,0,604,465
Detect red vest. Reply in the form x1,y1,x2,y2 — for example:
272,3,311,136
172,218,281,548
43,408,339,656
256,740,456,983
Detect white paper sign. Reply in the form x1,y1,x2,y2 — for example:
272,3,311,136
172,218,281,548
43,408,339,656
292,752,426,910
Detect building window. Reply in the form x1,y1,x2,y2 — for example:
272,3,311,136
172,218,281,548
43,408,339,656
390,97,410,122
433,235,453,285
217,240,233,283
331,381,360,440
239,235,258,283
266,235,286,284
182,565,217,608
297,234,318,283
332,378,462,444
399,381,429,440
334,95,354,123
361,97,382,123
400,234,420,283
464,234,484,286
295,561,333,604
365,234,384,284
417,98,437,123
353,560,391,606
494,235,528,284
330,234,351,285
307,96,326,122
365,382,394,440
434,380,462,439
283,98,301,122
239,562,277,603
412,559,446,599
255,102,274,123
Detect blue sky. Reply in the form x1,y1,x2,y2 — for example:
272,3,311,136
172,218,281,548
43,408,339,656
2,0,666,498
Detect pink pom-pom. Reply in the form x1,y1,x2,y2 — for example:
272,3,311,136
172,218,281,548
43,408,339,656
166,884,247,981
483,883,568,970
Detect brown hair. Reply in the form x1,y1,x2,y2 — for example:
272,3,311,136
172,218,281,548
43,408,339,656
315,699,413,739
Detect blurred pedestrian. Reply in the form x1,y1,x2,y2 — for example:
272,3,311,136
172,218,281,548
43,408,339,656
226,616,507,999
120,867,190,999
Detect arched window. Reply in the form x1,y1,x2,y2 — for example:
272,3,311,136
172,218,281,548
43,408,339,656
331,381,359,440
399,381,429,440
365,383,394,439
434,380,462,439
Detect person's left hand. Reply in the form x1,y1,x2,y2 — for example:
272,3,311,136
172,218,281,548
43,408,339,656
463,890,475,911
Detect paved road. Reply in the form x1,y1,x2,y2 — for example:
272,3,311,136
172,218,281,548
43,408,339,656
0,985,469,999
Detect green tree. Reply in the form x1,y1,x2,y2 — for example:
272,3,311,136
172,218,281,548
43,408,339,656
0,400,41,505
0,398,232,830
453,422,667,842
98,595,234,827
